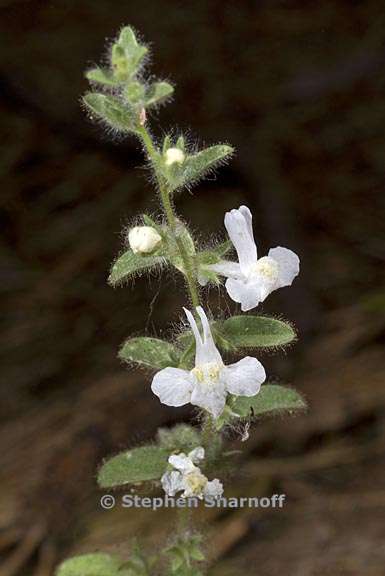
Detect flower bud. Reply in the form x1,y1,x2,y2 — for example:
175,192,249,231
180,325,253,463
128,226,162,254
165,147,185,166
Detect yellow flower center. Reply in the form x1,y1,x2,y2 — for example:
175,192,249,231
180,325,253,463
185,470,207,495
251,256,279,281
192,363,221,384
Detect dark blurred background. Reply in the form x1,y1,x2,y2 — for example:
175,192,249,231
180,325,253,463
1,1,384,575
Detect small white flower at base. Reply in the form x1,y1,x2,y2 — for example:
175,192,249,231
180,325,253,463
161,447,223,499
207,205,300,311
165,147,185,166
151,306,266,418
128,226,162,254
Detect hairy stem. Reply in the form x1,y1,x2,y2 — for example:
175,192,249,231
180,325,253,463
137,125,200,308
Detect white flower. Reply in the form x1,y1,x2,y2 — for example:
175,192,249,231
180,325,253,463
161,446,223,499
209,206,300,311
165,147,185,166
151,306,266,418
128,226,162,254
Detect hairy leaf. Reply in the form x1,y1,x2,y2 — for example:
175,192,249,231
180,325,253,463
108,249,163,286
98,445,169,487
56,553,130,576
231,384,306,418
146,81,174,107
83,93,135,132
222,316,296,348
85,67,117,86
119,337,180,369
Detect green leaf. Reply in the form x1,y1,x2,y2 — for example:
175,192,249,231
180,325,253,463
222,316,296,348
82,93,135,132
119,337,180,369
176,316,295,369
231,384,307,418
108,249,163,286
85,67,117,86
145,81,174,107
163,144,234,191
56,553,130,576
98,445,169,487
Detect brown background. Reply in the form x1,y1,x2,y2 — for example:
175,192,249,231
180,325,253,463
0,1,384,575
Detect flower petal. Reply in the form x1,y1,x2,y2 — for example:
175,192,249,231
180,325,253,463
223,356,266,396
169,453,196,473
268,247,300,289
188,446,205,464
238,205,255,247
151,367,193,407
224,208,257,275
161,470,184,496
204,478,224,498
225,278,262,311
190,379,227,419
208,260,242,279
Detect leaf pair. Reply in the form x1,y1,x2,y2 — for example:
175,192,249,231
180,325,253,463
97,384,306,488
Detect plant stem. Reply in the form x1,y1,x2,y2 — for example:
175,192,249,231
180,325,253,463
137,125,200,308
